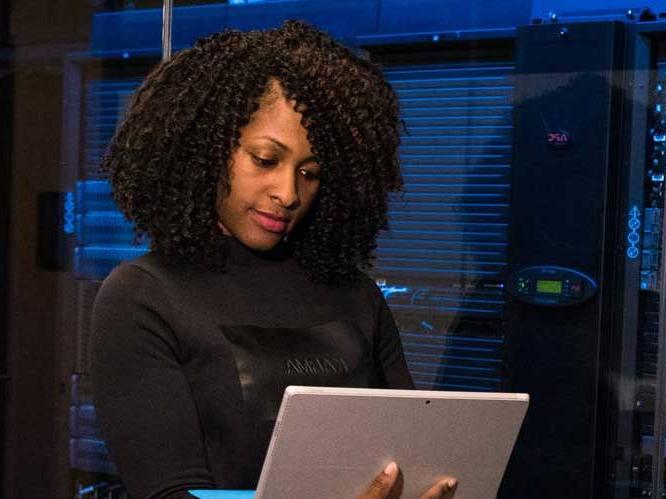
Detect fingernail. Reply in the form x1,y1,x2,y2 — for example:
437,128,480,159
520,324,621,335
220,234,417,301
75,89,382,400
446,479,458,489
383,462,398,475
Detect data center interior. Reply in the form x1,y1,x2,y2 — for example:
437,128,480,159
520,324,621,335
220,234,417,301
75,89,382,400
4,0,666,498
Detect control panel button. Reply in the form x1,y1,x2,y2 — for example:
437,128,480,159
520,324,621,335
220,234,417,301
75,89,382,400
507,266,597,307
517,278,532,295
564,279,584,298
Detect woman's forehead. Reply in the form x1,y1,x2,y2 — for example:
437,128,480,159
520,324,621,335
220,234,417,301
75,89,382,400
241,89,311,154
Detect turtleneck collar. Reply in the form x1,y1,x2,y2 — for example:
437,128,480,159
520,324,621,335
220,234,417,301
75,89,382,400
222,234,293,267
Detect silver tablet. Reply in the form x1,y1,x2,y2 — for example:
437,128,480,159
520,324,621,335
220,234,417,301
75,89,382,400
255,386,529,499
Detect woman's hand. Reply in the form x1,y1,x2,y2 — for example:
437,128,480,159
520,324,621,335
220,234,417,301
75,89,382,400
358,462,457,499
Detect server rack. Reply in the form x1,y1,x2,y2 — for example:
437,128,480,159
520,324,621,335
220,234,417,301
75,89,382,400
59,56,156,498
624,28,666,499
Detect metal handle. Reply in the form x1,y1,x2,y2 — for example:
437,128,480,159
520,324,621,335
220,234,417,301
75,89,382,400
162,0,173,62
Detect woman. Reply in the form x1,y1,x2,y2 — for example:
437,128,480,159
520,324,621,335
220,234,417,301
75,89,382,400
92,20,457,499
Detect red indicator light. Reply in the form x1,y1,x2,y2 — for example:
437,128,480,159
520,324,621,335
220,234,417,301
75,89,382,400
548,132,569,143
547,131,572,147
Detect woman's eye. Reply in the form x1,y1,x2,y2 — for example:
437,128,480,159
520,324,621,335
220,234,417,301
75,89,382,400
251,154,278,168
299,168,321,182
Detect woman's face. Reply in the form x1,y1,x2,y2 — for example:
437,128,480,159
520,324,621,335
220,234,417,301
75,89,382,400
217,83,321,251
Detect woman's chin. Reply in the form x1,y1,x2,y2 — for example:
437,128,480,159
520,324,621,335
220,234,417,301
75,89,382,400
236,232,284,252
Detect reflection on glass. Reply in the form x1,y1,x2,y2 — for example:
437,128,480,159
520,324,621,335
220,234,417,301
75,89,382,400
93,0,223,12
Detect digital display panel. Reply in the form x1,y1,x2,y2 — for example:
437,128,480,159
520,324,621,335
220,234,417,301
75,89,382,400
536,279,563,295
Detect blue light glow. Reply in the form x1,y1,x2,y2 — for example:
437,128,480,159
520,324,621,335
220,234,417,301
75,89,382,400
63,192,75,235
420,321,434,331
379,265,499,276
404,351,503,363
388,75,510,84
401,332,504,344
392,303,500,315
407,368,501,383
189,491,254,499
400,96,511,104
387,228,506,236
74,180,150,278
626,205,641,260
406,361,499,376
376,280,411,299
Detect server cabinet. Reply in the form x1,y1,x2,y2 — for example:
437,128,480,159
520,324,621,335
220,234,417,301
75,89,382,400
500,21,626,499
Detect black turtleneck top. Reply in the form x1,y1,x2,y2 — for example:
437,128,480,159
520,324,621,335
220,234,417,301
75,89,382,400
91,238,413,499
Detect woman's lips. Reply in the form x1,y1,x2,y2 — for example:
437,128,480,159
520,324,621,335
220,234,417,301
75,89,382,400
252,209,290,234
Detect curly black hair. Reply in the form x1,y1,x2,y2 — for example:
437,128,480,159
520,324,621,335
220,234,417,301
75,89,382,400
102,20,403,284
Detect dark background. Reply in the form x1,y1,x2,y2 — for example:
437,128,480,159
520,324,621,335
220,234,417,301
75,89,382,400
1,1,92,498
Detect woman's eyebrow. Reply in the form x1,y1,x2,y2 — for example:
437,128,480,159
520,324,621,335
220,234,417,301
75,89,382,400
254,136,317,164
256,136,289,151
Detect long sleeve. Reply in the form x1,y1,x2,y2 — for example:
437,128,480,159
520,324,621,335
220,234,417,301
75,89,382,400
372,286,415,390
91,263,215,499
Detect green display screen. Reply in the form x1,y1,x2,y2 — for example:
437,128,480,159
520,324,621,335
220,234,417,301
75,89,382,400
536,279,563,295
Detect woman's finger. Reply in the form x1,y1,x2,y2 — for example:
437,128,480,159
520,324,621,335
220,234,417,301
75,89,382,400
418,477,458,499
357,462,400,499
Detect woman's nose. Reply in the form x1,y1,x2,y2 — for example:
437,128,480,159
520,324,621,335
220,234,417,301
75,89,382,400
269,167,299,209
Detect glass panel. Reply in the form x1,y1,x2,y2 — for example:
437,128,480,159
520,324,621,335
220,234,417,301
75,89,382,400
375,60,514,392
66,53,159,499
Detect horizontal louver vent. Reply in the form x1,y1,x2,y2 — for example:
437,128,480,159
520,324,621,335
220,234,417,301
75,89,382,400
76,79,149,279
82,79,143,178
376,63,513,300
402,331,504,391
375,61,514,391
74,180,149,279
